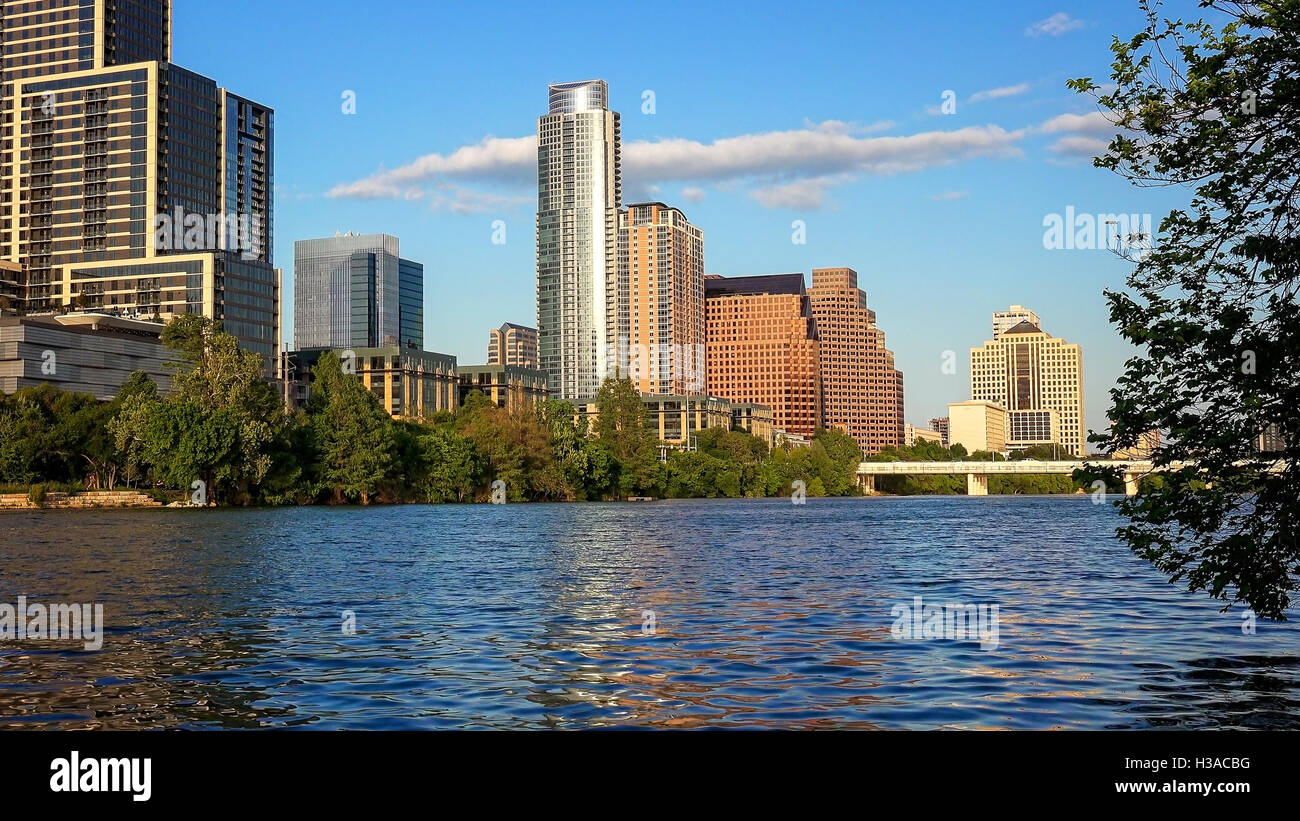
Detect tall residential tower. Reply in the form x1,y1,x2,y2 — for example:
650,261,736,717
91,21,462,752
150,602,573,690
0,0,279,366
619,202,704,396
536,80,621,400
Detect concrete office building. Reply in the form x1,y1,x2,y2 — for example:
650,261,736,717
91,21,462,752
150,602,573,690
536,80,621,400
1,1,279,368
486,322,537,368
808,267,903,454
294,233,422,351
948,400,1008,454
619,202,705,396
705,273,821,438
970,313,1086,456
457,363,549,412
0,313,176,399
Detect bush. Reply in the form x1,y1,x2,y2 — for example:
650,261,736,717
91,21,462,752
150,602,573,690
28,483,45,507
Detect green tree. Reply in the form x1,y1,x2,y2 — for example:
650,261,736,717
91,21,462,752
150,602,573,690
593,378,662,497
1072,1,1300,617
306,351,395,504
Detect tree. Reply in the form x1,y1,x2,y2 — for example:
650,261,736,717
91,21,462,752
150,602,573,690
1071,1,1300,617
593,378,662,497
305,351,395,504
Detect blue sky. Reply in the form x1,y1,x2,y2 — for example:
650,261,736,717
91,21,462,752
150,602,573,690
176,0,1199,435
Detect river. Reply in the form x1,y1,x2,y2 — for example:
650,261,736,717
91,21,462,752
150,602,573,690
1,496,1296,729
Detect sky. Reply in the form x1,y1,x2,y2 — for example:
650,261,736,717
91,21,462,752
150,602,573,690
175,0,1202,435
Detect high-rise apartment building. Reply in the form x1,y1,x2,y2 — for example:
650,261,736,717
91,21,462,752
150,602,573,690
970,313,1086,456
536,79,621,400
619,202,704,396
808,267,903,454
0,1,279,367
705,273,821,438
293,233,423,351
487,322,537,368
929,417,950,446
992,305,1041,341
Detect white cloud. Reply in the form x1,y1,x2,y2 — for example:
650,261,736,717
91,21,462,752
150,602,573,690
750,177,842,210
681,186,706,204
1026,12,1085,38
428,184,531,214
327,135,535,199
1048,135,1109,158
1038,111,1117,134
930,190,969,201
329,120,1027,209
968,83,1031,103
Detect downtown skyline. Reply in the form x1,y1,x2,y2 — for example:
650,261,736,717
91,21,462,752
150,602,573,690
170,0,1212,433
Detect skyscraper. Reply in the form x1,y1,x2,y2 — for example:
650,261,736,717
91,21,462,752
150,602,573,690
808,267,904,454
619,202,704,396
705,274,821,438
0,0,279,367
536,79,621,400
992,305,1041,341
487,322,538,368
970,312,1086,456
293,233,423,351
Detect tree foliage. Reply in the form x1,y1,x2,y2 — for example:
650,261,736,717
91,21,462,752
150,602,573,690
1071,0,1300,617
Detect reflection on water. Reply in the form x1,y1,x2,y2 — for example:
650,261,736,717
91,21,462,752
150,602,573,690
1,497,1297,729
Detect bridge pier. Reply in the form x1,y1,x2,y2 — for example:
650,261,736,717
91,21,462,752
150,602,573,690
966,473,989,496
1123,472,1139,496
857,473,875,494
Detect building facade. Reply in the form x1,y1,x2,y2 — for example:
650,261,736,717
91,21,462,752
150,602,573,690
292,346,457,420
293,233,423,352
486,322,537,368
904,424,943,447
0,313,176,399
808,267,903,454
618,202,704,396
948,400,1008,454
929,417,950,447
456,363,549,412
731,402,775,449
970,315,1086,456
704,273,821,438
0,2,278,368
536,79,621,401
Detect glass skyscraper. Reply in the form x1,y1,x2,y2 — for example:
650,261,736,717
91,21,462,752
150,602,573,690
536,79,622,400
294,233,423,351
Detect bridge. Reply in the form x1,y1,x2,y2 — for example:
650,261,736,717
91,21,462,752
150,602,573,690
855,460,1158,496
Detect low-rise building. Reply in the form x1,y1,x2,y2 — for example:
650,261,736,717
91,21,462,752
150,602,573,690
905,424,944,447
457,363,549,411
731,402,775,448
0,314,177,399
291,346,457,419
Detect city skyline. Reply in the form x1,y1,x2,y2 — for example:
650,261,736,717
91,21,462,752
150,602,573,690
168,1,1210,433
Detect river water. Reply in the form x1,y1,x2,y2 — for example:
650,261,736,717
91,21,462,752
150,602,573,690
1,496,1296,729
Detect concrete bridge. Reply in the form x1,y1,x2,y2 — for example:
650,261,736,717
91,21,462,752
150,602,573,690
855,459,1158,496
